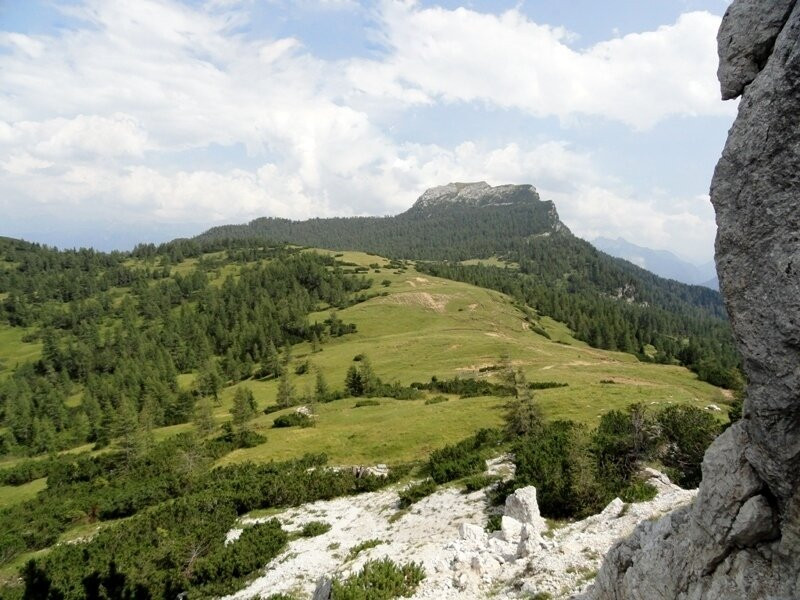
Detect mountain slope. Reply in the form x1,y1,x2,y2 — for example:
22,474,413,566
194,183,739,384
196,183,565,261
592,236,718,289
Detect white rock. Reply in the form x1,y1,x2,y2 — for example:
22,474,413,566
599,498,625,519
471,554,502,577
728,494,777,546
504,486,546,533
499,515,524,543
459,522,487,544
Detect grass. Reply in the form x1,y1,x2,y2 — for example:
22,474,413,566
163,250,730,467
0,325,40,380
0,249,732,475
0,478,47,509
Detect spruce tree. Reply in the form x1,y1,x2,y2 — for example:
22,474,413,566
276,371,295,408
193,397,215,436
231,386,257,429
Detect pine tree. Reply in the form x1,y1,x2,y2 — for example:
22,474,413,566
114,395,140,464
231,386,256,429
504,386,542,437
344,366,363,397
314,370,329,403
196,360,223,404
193,397,215,435
276,371,295,408
358,357,378,396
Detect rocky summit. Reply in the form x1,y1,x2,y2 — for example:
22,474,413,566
584,2,800,598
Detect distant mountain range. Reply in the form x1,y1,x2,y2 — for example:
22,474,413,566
591,237,718,290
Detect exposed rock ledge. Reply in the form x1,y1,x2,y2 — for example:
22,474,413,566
583,1,800,598
222,463,692,599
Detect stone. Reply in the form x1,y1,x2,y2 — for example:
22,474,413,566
728,495,778,547
584,2,800,598
504,486,546,533
470,553,502,577
717,0,796,99
499,515,524,543
459,522,487,545
599,498,625,520
311,576,331,600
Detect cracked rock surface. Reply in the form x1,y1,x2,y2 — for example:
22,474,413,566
584,1,800,598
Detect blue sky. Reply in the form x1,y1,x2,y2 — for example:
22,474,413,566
0,0,735,261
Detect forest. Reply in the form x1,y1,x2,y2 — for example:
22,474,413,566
0,236,371,456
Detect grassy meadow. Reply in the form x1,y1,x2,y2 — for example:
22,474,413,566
0,248,731,481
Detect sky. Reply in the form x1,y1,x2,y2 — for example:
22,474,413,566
0,0,736,262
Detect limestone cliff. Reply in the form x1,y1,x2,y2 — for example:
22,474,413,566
584,2,800,598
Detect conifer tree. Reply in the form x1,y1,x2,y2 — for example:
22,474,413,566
231,386,257,429
193,397,215,436
276,371,295,408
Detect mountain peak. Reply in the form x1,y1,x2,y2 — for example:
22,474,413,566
413,182,538,210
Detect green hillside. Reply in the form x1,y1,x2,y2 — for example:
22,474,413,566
191,183,740,388
0,239,732,598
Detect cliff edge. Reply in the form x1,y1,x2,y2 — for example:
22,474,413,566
584,2,800,598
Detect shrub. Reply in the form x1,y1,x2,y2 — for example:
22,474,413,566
295,361,310,375
657,404,721,488
592,405,658,489
192,519,288,591
300,521,331,538
347,538,384,560
330,558,424,599
411,376,514,398
513,421,607,519
485,514,502,532
427,429,503,484
620,479,658,503
424,395,448,405
526,381,568,390
461,474,500,493
353,400,380,408
273,413,313,428
398,479,437,508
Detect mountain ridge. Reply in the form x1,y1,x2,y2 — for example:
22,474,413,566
592,236,718,289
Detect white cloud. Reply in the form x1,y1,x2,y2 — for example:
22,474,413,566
351,2,733,129
0,0,723,261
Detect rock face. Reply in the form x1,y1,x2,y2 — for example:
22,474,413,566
584,2,800,598
408,181,570,234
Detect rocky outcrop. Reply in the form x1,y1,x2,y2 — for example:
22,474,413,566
585,2,800,598
408,181,571,233
223,465,692,600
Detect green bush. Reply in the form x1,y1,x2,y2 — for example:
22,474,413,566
300,521,332,538
620,479,658,503
657,404,721,488
353,400,380,408
485,513,502,533
273,413,313,428
424,395,448,405
461,474,500,493
330,559,425,600
347,539,384,560
427,429,501,484
398,479,437,508
513,421,607,519
592,405,658,488
192,519,288,592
